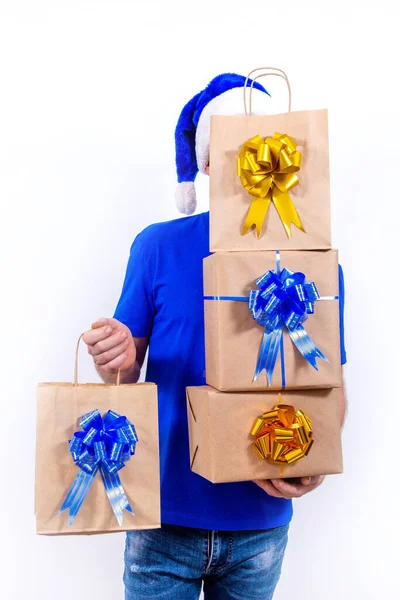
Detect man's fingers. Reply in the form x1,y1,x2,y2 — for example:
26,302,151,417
90,330,128,356
300,476,321,486
92,317,124,330
270,479,303,498
101,352,129,374
94,340,130,366
83,318,133,376
253,479,287,499
86,318,127,347
91,318,108,329
254,476,325,500
270,476,324,499
83,325,113,346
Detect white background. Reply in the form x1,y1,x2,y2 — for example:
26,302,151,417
0,1,398,599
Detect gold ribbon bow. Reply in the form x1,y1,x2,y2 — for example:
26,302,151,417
251,398,313,468
237,132,304,238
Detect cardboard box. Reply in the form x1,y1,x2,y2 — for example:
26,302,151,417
187,386,343,483
209,110,331,251
204,250,342,391
36,382,160,535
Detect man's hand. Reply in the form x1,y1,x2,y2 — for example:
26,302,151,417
82,317,136,374
253,476,324,499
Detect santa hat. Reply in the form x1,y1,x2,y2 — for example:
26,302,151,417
175,73,270,215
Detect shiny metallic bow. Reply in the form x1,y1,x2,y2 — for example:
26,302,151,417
251,401,313,465
59,409,138,527
237,132,304,238
250,267,327,384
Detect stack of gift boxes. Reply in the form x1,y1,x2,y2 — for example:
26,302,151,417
187,102,344,483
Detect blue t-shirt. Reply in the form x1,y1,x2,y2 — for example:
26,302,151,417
114,212,346,531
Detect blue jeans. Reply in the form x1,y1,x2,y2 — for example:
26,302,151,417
124,523,289,599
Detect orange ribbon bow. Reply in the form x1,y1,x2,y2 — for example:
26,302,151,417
251,400,313,466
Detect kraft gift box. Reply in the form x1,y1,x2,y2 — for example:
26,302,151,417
204,250,342,391
186,386,343,483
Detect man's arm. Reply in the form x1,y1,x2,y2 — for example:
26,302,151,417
83,317,149,384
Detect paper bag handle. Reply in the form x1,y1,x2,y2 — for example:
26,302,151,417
244,67,292,115
74,333,121,387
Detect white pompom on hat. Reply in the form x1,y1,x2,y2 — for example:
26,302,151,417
175,73,270,215
175,181,197,215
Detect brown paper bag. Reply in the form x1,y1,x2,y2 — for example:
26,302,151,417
35,338,160,535
209,71,331,251
204,250,342,391
187,386,343,483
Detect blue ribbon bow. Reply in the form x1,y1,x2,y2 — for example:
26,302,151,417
250,267,328,385
59,409,138,527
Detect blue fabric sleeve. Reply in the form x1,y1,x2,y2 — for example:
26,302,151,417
338,264,347,365
113,232,155,337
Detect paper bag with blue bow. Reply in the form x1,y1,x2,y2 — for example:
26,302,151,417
35,336,160,535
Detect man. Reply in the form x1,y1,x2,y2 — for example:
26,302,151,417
83,73,347,600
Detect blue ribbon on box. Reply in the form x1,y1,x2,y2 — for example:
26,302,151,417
59,409,138,527
204,251,338,387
